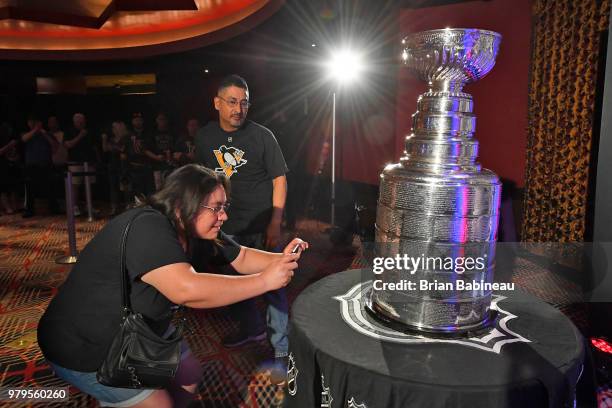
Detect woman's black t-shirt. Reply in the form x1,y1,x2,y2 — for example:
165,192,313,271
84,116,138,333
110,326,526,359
37,208,240,372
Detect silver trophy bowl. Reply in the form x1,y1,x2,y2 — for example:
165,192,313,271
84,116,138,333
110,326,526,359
402,28,501,91
368,29,502,335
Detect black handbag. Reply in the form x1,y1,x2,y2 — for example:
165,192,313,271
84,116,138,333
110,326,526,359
97,209,183,389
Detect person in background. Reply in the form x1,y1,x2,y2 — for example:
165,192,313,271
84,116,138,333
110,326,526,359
47,116,69,208
147,112,175,191
102,120,130,216
48,116,67,165
21,115,59,217
195,75,290,381
173,118,199,166
0,121,21,215
127,112,155,203
65,113,97,216
131,111,147,141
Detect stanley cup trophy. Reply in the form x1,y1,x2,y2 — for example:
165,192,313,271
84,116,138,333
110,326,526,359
367,29,502,335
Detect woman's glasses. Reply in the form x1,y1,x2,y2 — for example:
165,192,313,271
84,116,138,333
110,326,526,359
200,203,230,214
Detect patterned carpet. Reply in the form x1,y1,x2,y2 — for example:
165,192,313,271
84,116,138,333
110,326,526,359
0,209,609,407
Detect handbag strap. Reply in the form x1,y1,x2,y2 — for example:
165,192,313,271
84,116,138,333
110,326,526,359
120,208,158,316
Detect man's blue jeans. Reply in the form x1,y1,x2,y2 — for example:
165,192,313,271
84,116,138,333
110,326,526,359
227,233,289,357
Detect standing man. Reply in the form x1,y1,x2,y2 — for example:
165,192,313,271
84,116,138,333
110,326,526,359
21,115,59,217
195,75,289,375
47,116,68,206
173,117,199,166
130,111,147,141
65,113,96,216
102,120,130,215
147,112,175,191
0,121,21,215
127,112,154,203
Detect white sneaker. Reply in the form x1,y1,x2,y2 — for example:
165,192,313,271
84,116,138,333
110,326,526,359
73,206,81,216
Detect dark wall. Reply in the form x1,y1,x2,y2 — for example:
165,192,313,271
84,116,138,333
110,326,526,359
0,60,221,135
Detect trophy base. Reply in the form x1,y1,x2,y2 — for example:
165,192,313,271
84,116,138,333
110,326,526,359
364,289,498,339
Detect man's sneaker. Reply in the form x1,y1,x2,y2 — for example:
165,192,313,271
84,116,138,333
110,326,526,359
73,206,81,216
221,330,266,348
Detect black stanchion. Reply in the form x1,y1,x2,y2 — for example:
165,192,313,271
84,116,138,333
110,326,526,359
83,162,93,222
56,171,78,264
66,161,97,222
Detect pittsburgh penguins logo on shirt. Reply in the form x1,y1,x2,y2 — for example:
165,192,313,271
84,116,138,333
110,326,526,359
213,145,247,177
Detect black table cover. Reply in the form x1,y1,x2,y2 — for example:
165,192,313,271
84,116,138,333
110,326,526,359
285,269,584,408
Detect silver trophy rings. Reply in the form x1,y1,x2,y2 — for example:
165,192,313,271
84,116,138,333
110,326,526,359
367,29,503,335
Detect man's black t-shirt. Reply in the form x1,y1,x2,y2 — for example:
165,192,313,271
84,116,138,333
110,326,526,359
173,135,196,165
126,133,149,166
173,135,195,154
37,208,240,372
195,120,288,235
149,131,174,170
65,128,95,163
23,129,52,165
107,135,128,171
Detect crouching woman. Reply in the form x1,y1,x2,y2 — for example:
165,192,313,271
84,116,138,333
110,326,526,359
37,164,307,408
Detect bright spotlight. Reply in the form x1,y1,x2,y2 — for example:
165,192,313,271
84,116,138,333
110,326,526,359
326,49,364,84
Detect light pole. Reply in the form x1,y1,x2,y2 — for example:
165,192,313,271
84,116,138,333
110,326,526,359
331,90,336,228
325,49,363,229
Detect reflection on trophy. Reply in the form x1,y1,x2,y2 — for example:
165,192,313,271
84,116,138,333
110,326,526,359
368,28,503,335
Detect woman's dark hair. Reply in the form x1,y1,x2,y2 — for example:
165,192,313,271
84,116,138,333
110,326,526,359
142,164,229,247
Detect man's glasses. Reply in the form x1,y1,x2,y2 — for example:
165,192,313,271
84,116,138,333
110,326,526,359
218,96,251,109
201,203,230,214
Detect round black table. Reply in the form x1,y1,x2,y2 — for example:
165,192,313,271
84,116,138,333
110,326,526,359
285,269,584,408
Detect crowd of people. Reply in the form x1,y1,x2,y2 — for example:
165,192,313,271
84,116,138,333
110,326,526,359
0,110,201,217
